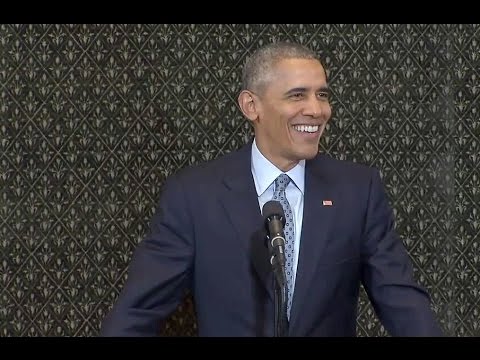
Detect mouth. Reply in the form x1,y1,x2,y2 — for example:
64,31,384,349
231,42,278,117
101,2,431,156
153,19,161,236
292,124,321,133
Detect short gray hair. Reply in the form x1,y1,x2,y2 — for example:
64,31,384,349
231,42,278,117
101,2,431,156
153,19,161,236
241,41,320,93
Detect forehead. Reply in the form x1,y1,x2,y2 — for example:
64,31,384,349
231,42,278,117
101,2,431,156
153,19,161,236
268,58,327,90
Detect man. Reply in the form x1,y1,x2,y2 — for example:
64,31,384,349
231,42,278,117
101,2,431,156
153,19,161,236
100,41,443,336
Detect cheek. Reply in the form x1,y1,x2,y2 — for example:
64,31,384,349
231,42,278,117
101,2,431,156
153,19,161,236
324,104,332,119
267,111,290,132
261,105,297,135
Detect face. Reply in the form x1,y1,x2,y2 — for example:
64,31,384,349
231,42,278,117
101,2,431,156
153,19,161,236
239,58,332,172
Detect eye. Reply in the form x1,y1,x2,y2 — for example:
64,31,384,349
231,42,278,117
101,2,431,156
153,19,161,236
290,92,304,99
316,92,329,100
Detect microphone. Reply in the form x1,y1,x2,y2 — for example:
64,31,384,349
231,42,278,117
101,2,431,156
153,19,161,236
263,200,289,336
262,200,287,272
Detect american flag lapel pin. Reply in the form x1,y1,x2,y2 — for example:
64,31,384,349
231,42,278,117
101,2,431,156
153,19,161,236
322,200,333,206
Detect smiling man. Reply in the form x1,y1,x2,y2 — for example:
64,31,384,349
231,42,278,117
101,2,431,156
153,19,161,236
101,41,443,337
238,54,332,172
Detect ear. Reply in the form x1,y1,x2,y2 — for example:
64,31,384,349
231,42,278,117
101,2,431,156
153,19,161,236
237,90,259,124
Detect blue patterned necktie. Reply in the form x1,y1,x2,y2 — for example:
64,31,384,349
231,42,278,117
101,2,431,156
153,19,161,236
272,173,295,319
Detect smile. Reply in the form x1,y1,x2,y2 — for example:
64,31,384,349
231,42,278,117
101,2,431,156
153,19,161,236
293,125,319,133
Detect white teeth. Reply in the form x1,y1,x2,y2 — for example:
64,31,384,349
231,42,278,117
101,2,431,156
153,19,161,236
293,125,319,133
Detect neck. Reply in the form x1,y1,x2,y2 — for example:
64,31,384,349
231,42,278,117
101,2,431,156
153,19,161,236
254,140,299,172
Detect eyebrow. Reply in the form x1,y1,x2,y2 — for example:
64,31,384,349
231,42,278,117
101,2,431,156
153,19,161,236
284,86,329,96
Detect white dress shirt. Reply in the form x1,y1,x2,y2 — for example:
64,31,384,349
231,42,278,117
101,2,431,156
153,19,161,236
250,138,305,292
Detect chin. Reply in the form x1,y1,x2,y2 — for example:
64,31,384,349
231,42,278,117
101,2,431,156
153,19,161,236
298,147,319,160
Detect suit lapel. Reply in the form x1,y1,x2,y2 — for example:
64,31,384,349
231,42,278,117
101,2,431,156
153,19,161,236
289,155,337,331
218,143,274,301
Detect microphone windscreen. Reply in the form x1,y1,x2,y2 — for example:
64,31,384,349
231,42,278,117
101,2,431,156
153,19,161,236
262,200,285,221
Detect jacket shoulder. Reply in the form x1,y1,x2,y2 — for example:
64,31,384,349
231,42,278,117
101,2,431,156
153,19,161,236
315,153,379,179
166,146,246,186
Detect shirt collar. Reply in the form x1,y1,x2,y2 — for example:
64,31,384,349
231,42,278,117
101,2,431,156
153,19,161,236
251,138,305,197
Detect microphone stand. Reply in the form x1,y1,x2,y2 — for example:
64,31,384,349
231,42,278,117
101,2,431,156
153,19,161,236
270,249,289,337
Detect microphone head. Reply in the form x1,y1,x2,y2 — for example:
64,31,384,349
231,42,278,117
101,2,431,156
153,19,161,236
262,200,286,226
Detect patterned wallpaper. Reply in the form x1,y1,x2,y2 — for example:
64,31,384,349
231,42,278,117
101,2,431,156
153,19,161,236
1,24,479,336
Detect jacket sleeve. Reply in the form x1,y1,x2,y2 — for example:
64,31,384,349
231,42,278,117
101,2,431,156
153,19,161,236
360,168,443,336
100,172,194,336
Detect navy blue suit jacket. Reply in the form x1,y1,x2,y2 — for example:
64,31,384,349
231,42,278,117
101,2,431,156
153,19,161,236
101,142,442,336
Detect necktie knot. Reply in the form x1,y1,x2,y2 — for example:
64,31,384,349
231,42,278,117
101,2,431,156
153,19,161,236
274,173,291,193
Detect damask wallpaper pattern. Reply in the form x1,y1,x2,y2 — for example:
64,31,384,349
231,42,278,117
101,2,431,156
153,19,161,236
0,24,479,336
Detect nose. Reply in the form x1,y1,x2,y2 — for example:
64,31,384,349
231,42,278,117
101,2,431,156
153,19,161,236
303,96,324,118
